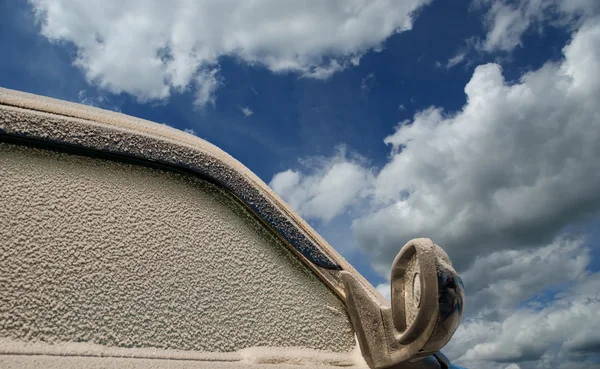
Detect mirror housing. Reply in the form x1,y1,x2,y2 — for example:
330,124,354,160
341,238,464,369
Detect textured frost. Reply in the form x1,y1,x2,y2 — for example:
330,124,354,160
0,87,386,306
0,143,354,353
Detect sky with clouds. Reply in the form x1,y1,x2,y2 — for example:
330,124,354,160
2,0,600,368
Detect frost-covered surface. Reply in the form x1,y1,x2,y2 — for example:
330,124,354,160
0,143,355,352
0,338,367,368
0,87,385,304
0,87,341,270
0,355,364,369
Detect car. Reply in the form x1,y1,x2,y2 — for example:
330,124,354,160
0,87,465,369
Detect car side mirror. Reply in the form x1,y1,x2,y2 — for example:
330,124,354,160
341,238,464,369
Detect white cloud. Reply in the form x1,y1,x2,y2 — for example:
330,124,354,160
268,19,600,367
447,272,600,368
77,89,120,111
193,68,221,109
480,0,533,52
78,89,106,106
361,72,375,90
269,148,373,223
461,237,590,320
440,237,600,369
444,52,467,69
475,0,600,53
361,21,600,365
302,57,361,80
30,0,431,107
183,128,197,136
375,283,391,302
353,17,600,273
268,16,600,275
240,106,254,117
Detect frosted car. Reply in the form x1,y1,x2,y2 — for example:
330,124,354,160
0,87,465,369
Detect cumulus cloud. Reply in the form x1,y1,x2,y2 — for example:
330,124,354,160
269,17,600,273
446,271,600,369
29,0,431,107
462,238,595,365
269,148,373,223
268,17,600,367
461,237,590,320
353,17,600,273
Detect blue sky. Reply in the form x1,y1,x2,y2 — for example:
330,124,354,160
2,1,600,368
